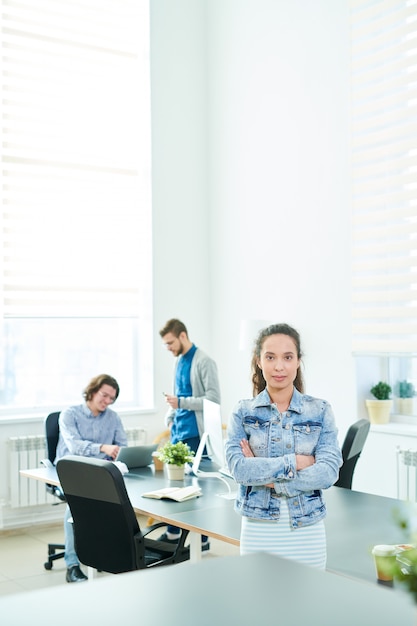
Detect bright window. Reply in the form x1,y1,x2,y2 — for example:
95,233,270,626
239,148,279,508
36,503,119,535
0,0,153,412
351,0,417,353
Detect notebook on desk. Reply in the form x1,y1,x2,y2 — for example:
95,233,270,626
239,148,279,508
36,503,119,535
116,444,157,469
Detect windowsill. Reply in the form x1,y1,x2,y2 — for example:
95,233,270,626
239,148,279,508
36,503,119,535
0,406,157,425
371,415,417,437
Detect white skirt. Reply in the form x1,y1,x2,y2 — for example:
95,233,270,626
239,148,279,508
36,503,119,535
240,498,326,570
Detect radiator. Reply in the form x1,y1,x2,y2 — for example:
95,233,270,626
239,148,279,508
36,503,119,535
7,427,147,508
7,435,52,508
397,447,417,501
125,427,147,446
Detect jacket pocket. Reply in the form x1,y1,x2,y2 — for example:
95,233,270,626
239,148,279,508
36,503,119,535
243,417,269,454
293,423,321,455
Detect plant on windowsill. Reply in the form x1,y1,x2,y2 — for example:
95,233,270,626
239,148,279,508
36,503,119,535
395,380,415,416
157,441,195,480
365,381,392,425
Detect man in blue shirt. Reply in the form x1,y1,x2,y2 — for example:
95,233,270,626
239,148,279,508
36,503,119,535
55,373,127,582
159,319,221,549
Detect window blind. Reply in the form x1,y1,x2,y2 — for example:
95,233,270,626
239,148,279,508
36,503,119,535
351,0,417,353
1,0,151,318
0,0,153,410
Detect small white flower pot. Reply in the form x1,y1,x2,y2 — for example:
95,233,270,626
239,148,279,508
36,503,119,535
166,464,185,480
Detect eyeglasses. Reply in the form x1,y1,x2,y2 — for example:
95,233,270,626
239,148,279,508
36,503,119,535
98,390,116,404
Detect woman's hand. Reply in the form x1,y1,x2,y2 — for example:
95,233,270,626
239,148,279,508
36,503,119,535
296,454,315,470
240,439,254,457
240,439,274,488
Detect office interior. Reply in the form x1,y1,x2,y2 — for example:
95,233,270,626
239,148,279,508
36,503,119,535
0,0,409,604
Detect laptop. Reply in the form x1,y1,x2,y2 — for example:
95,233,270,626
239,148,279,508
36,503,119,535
116,444,157,469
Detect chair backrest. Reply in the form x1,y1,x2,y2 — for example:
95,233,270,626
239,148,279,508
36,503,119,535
56,456,145,573
45,411,61,464
43,411,67,501
334,419,370,490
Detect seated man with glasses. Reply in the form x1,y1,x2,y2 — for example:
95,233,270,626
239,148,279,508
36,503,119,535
55,373,127,582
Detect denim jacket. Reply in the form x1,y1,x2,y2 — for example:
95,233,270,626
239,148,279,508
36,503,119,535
225,388,342,528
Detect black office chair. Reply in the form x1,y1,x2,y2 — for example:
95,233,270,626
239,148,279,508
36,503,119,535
56,455,190,574
40,411,66,570
334,418,370,490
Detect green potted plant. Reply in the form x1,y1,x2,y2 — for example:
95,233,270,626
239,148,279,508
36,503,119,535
365,381,392,424
395,380,415,415
157,441,195,480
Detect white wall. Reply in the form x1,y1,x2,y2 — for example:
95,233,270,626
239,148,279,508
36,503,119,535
151,1,354,441
206,1,354,431
150,0,212,413
0,0,355,528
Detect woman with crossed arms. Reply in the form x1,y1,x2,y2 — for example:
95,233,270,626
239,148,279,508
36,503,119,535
225,323,342,569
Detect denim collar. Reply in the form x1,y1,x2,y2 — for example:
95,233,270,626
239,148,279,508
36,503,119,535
253,387,303,414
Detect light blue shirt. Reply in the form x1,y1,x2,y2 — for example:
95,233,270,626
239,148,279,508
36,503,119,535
55,402,127,462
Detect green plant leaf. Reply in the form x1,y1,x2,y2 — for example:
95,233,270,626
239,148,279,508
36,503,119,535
157,441,195,466
370,381,392,400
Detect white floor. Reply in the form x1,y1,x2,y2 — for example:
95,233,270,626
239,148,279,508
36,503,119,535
0,518,240,597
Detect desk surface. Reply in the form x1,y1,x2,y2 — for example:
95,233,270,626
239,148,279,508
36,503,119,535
20,464,410,584
0,552,414,625
124,467,241,544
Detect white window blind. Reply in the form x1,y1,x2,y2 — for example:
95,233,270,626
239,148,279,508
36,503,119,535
0,0,153,410
351,0,417,353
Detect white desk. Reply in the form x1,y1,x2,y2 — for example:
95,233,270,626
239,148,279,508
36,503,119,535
0,552,415,625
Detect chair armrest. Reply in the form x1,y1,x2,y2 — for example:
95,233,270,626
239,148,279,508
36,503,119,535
142,521,170,536
142,523,189,549
135,526,190,569
40,458,53,468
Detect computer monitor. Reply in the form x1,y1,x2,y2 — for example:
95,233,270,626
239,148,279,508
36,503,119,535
191,400,235,496
191,399,224,474
202,398,226,468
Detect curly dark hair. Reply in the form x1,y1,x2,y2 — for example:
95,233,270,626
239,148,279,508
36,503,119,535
251,323,304,396
83,374,120,402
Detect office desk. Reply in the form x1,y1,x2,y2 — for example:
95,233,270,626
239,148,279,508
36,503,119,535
20,465,410,581
20,464,239,562
325,486,408,582
120,468,411,583
0,552,414,626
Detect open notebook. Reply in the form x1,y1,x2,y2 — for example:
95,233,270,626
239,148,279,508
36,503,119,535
142,486,202,502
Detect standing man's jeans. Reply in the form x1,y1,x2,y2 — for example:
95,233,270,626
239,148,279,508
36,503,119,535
64,505,78,568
